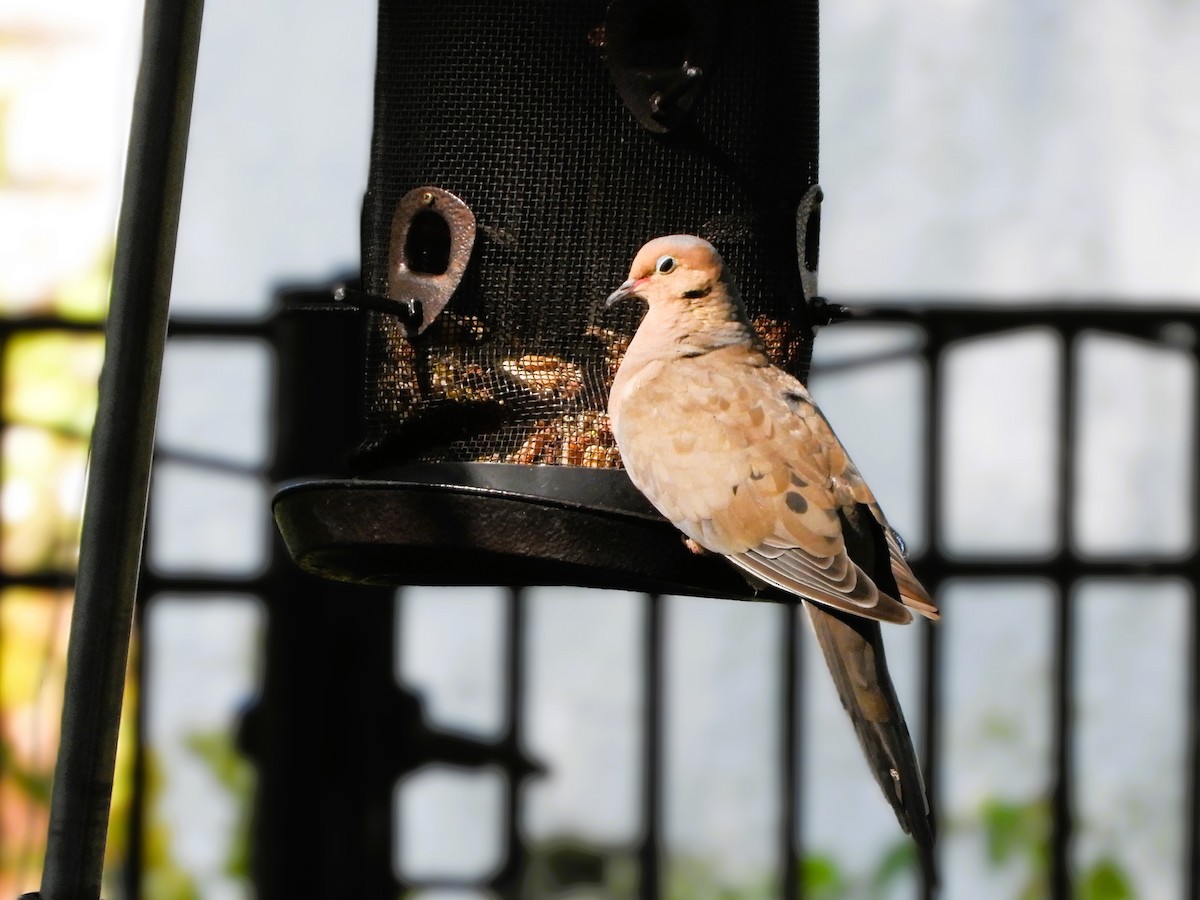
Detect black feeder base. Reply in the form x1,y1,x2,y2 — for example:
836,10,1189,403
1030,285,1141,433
272,464,790,602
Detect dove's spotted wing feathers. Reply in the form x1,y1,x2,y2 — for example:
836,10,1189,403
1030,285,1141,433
731,366,938,621
611,344,936,624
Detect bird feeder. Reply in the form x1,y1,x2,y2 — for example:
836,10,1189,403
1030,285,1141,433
273,0,824,594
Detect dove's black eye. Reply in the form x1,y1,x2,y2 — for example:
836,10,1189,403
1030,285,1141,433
655,255,676,274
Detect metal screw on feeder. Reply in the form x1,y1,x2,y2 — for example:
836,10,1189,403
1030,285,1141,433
649,63,703,120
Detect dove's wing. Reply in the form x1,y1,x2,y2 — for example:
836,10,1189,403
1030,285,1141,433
612,346,936,624
731,368,939,622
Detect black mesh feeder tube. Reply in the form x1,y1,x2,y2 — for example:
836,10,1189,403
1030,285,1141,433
273,0,823,596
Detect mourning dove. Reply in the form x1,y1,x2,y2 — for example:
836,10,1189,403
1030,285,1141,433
606,234,939,882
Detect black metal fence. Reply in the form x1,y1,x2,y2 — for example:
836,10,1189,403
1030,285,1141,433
92,303,1199,898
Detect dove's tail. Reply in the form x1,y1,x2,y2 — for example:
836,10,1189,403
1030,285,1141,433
805,602,939,890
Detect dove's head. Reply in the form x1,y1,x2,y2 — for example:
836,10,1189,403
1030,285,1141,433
605,235,731,311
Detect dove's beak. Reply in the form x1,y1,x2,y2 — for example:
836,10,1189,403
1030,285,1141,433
605,276,647,308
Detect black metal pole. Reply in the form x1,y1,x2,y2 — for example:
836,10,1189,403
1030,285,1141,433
30,0,204,897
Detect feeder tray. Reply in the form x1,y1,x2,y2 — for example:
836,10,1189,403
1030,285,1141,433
274,462,796,600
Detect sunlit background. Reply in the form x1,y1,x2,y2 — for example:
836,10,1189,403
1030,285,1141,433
0,0,140,895
1,0,1198,897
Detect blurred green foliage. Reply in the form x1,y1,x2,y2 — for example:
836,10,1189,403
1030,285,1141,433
1080,858,1134,900
802,854,847,898
462,788,1140,899
4,332,104,435
185,730,255,881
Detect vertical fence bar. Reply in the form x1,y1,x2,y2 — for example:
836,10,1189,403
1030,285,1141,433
33,1,204,896
1187,345,1200,900
780,600,801,898
918,328,946,900
493,587,528,894
638,594,664,900
918,620,942,899
1188,554,1200,900
1049,544,1076,899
